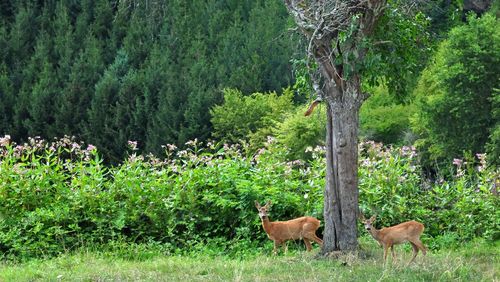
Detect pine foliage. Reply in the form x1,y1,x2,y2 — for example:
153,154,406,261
0,0,299,162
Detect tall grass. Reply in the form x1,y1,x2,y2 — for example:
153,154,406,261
0,240,497,281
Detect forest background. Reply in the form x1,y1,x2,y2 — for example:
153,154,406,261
0,0,498,267
0,0,498,167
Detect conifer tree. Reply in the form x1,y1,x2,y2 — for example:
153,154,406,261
0,64,14,134
52,2,75,83
12,30,52,140
144,43,184,154
7,4,37,90
86,49,129,162
56,34,104,137
26,58,59,138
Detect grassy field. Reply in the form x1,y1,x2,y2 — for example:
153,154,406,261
0,240,497,281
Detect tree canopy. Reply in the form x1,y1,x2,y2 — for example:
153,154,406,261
0,0,300,162
412,13,499,168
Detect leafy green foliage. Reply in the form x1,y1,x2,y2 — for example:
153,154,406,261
411,13,500,167
211,88,326,160
360,84,415,144
0,136,497,259
274,105,326,160
0,136,323,259
360,4,433,99
485,87,500,165
357,142,499,247
210,88,294,149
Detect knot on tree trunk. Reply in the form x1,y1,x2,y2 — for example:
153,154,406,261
339,137,346,147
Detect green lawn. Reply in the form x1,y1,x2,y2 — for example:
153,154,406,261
0,240,497,281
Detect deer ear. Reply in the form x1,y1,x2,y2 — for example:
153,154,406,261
369,215,376,222
255,201,261,209
265,200,272,207
358,213,366,221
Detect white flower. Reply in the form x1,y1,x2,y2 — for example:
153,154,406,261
0,135,11,146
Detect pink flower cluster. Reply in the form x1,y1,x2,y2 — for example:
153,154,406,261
1,135,97,162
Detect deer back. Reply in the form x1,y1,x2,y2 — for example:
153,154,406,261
379,220,424,244
268,216,320,241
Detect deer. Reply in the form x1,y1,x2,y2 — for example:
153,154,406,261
255,201,323,255
359,214,427,265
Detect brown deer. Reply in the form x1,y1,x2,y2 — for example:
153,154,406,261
255,201,323,255
360,214,427,265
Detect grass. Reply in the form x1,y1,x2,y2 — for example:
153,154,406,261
0,240,497,281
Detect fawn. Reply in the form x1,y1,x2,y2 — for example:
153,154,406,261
255,201,323,255
360,214,427,265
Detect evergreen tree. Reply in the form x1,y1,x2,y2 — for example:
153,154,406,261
0,0,300,161
0,64,14,135
52,2,75,83
0,25,8,64
25,59,59,138
0,0,15,23
12,30,52,140
110,0,132,52
112,69,145,153
74,0,96,46
55,34,104,137
86,49,129,162
91,0,114,63
144,43,184,154
178,35,218,144
122,8,155,68
7,4,38,90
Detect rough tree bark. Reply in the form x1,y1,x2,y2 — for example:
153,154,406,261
283,0,386,254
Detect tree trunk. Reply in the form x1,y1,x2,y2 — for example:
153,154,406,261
322,83,361,254
281,0,386,254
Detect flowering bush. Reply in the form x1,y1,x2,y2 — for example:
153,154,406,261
0,135,497,258
355,141,498,248
0,135,323,258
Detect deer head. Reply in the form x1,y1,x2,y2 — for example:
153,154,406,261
255,200,271,220
360,214,377,231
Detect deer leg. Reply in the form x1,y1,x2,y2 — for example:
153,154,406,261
303,238,312,251
283,241,288,254
273,241,281,255
391,245,396,262
311,234,323,246
408,242,419,265
410,239,426,256
416,239,427,256
305,233,323,246
383,245,389,265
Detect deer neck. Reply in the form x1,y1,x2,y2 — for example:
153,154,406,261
368,227,382,242
260,217,274,235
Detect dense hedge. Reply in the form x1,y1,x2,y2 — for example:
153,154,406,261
0,135,498,259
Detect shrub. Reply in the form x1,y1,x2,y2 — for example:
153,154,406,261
411,13,500,168
210,88,294,149
0,136,323,259
274,104,326,160
356,141,499,244
360,84,415,144
0,135,497,259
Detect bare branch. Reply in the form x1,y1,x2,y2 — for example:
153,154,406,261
284,0,388,103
